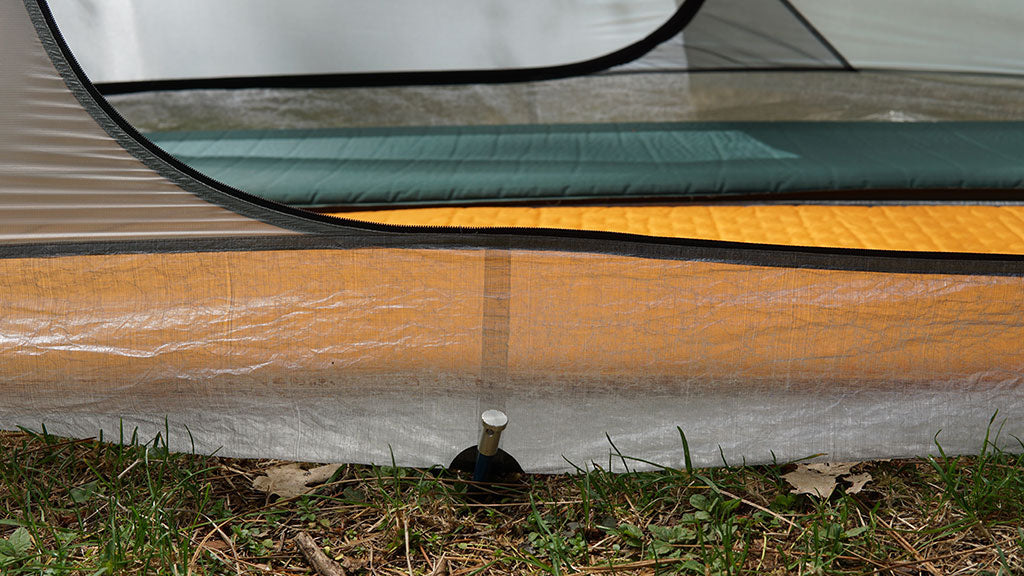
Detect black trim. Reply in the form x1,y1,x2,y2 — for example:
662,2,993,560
90,1,708,95
600,65,849,75
310,189,1024,212
675,67,1024,80
3,233,1024,278
777,0,854,71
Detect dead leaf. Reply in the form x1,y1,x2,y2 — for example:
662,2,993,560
201,540,228,551
784,461,873,499
340,556,367,572
804,462,856,476
844,472,873,494
253,463,341,498
783,467,838,498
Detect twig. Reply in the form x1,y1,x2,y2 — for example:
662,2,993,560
852,538,1015,576
116,458,141,479
576,556,695,573
189,518,234,575
419,544,433,573
462,499,583,508
886,525,942,576
402,513,414,576
714,487,800,530
294,531,347,576
210,516,243,576
430,553,448,576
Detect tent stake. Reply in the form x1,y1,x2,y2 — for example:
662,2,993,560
473,410,508,482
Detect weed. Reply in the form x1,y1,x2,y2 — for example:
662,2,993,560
928,413,1024,525
0,424,1019,575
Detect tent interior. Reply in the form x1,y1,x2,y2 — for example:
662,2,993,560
49,0,1024,253
1,0,1022,471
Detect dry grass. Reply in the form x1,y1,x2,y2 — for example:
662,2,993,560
0,426,1021,575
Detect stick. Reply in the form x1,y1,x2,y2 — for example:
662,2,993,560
294,531,347,576
403,514,413,576
714,487,800,530
430,553,448,576
885,526,943,576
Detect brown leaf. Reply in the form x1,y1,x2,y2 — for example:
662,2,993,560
253,463,341,498
784,461,873,498
783,467,838,498
844,472,873,494
804,462,856,476
340,556,367,572
201,539,228,551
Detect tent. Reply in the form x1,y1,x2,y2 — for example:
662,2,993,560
2,0,1023,472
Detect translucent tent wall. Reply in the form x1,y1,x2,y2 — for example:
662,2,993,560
1,0,1023,471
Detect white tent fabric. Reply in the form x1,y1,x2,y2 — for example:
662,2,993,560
48,0,1024,86
0,0,288,242
791,0,1024,75
47,0,679,83
0,0,1022,474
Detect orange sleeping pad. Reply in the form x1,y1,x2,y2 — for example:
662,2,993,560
326,204,1024,255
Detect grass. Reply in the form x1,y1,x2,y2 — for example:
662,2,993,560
0,424,1021,575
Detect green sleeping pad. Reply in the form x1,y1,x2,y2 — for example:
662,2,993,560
147,122,1024,208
